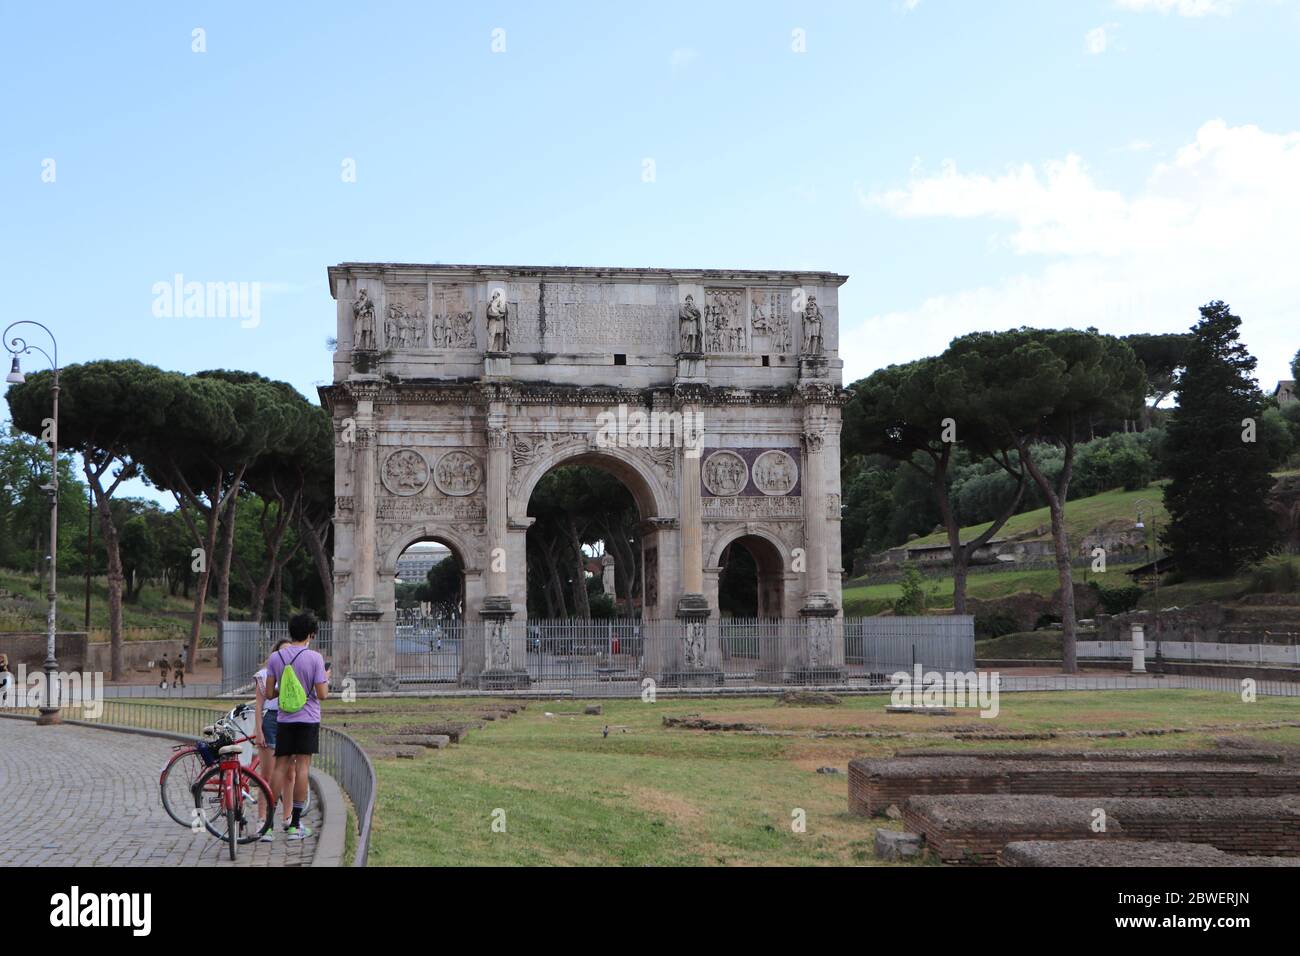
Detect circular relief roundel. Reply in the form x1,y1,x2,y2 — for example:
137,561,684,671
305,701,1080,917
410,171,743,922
434,451,482,496
382,449,430,496
702,450,749,497
751,450,798,496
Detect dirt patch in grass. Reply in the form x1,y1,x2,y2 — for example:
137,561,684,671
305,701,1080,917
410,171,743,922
625,786,706,824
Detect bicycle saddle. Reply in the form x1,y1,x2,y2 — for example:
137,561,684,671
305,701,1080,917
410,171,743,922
218,744,243,756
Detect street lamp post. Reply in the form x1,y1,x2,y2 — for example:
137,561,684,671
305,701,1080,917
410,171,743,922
1134,498,1162,675
5,321,61,724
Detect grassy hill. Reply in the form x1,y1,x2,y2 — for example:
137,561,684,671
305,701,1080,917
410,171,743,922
841,482,1169,615
900,481,1169,551
0,567,215,641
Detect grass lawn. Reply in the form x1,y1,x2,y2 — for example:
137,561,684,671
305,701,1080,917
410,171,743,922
302,690,1300,866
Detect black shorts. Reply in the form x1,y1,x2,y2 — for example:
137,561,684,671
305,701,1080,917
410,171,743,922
274,721,320,757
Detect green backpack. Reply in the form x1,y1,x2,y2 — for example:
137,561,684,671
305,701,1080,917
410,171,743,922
277,648,309,714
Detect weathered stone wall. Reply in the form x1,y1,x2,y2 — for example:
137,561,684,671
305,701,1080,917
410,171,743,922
849,756,1300,817
0,632,88,672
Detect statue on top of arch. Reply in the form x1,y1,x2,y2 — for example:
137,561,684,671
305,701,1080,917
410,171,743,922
486,289,510,354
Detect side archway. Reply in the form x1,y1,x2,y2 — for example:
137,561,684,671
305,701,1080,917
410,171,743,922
706,527,791,619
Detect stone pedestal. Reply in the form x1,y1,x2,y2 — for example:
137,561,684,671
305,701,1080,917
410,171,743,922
477,601,530,689
484,353,511,377
343,608,399,692
659,596,723,687
787,605,846,684
676,353,706,382
799,355,829,381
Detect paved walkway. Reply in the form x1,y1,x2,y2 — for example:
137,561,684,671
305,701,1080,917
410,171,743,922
0,720,322,867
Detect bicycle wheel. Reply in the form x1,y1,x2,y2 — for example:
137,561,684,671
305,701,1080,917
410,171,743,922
193,765,274,846
160,748,214,828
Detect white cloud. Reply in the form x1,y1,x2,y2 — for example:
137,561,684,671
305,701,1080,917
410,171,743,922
850,120,1300,385
1115,0,1240,15
903,0,923,11
1085,24,1116,54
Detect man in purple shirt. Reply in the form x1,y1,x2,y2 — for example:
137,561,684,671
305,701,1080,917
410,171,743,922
263,612,330,840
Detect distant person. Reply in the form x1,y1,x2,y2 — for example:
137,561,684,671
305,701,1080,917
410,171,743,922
253,639,294,839
0,654,12,705
158,655,170,690
263,612,329,840
173,651,186,689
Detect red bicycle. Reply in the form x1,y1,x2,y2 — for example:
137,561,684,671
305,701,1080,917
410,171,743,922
192,740,274,860
159,703,263,828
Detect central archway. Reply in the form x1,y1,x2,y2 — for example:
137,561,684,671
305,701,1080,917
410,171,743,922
508,444,676,623
522,459,650,619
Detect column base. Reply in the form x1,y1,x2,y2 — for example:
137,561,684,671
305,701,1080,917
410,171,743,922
783,666,847,686
478,599,528,686
799,355,829,380
792,604,844,683
481,595,515,617
675,353,707,381
676,593,710,619
665,595,720,684
479,669,531,690
659,669,724,688
350,672,401,693
347,598,382,621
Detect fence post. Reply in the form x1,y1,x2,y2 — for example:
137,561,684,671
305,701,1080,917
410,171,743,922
1130,622,1146,674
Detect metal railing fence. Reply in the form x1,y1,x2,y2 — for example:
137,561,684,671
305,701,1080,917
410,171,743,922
223,616,977,697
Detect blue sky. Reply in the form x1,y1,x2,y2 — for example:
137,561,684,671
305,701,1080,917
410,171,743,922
3,0,1298,463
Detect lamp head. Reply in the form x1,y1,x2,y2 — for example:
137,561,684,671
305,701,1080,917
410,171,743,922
5,357,23,384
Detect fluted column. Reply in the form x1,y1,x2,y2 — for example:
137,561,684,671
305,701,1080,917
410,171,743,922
484,412,510,604
477,385,527,688
802,424,830,609
678,440,706,604
796,395,843,681
350,385,379,614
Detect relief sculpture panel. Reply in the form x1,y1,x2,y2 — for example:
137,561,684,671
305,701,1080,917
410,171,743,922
385,285,428,349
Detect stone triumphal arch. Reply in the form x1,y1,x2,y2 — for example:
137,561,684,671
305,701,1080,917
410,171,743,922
320,263,848,686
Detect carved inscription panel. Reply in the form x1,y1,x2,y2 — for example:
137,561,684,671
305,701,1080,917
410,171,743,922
505,281,677,352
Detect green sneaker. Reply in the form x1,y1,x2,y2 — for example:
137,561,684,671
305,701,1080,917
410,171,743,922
260,829,274,843
286,825,313,840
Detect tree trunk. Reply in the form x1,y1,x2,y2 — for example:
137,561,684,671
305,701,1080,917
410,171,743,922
185,513,219,674
298,511,333,618
543,540,567,617
1020,439,1078,673
83,460,127,682
215,493,239,663
272,561,283,622
174,466,246,671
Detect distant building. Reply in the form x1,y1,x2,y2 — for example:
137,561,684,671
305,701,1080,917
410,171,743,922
396,544,450,583
1273,380,1296,405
